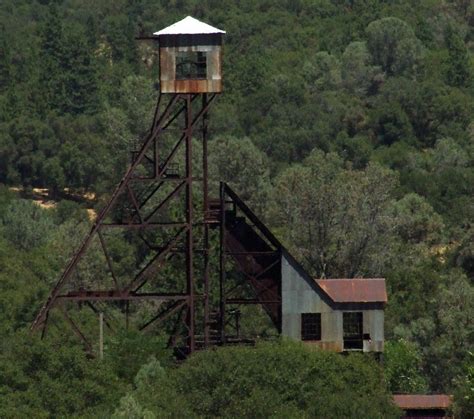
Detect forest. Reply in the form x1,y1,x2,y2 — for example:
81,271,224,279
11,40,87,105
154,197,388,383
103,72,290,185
0,0,473,417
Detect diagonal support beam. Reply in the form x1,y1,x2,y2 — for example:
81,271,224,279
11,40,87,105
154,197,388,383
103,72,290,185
98,230,119,290
125,226,187,293
31,94,180,332
158,94,217,177
139,300,187,332
127,184,144,224
144,181,186,223
59,305,93,353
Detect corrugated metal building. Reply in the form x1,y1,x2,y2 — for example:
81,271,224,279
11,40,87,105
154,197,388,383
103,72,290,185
282,254,386,352
220,184,387,353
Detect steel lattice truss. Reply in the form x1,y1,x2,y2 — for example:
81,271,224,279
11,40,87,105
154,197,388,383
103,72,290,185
32,92,283,356
31,93,217,355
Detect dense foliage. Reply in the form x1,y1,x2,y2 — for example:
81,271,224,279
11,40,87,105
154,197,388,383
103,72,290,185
0,0,473,416
113,341,400,418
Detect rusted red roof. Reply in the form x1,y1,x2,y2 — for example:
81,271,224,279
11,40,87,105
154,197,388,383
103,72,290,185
315,278,387,303
393,395,452,410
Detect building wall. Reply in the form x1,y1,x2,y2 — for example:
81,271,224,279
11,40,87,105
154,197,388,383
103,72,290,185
159,45,222,93
281,255,384,352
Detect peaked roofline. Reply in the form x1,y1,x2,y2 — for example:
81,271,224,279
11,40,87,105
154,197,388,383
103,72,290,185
154,16,226,36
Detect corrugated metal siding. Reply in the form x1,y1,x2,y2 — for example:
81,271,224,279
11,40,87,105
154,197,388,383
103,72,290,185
159,45,223,93
282,256,384,352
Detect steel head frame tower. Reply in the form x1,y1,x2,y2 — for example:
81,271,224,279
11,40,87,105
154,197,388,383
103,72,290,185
31,16,225,356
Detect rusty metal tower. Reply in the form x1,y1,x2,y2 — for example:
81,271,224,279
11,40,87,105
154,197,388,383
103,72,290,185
31,16,226,355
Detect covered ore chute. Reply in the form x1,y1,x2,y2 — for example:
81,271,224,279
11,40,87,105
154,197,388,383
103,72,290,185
154,16,225,93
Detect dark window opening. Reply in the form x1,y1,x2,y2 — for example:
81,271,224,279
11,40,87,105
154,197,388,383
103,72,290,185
176,51,207,80
301,313,321,341
343,312,363,350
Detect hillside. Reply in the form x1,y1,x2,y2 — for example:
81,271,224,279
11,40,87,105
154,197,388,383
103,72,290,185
0,1,473,417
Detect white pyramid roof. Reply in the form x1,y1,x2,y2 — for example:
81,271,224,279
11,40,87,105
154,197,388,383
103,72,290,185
154,16,225,36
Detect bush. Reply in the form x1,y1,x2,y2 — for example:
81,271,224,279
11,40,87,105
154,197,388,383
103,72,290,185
119,341,400,418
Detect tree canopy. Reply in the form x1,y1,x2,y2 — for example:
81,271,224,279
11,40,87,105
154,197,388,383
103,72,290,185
0,0,472,416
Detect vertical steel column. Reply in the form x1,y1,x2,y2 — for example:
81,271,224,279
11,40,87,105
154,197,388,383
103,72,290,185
202,93,210,347
185,94,195,353
219,182,226,343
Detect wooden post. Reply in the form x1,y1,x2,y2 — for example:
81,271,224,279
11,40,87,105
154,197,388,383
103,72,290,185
99,312,104,360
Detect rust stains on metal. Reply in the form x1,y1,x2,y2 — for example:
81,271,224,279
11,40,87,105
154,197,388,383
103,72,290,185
315,278,387,303
392,395,452,410
303,341,344,352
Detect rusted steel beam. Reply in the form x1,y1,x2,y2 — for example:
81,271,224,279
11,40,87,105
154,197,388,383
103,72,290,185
40,310,49,339
161,94,198,130
126,226,187,292
138,181,164,209
225,251,278,255
185,94,195,353
150,94,162,132
219,182,226,343
167,305,187,349
139,300,187,331
144,181,186,223
98,230,119,290
100,222,187,229
127,184,143,224
254,259,280,280
59,305,93,353
31,94,180,332
130,177,203,182
202,93,210,348
157,135,185,178
158,94,216,178
33,90,220,357
57,292,190,301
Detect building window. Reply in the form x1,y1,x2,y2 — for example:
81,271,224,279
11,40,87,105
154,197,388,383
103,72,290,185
176,51,207,80
301,313,321,341
343,312,363,350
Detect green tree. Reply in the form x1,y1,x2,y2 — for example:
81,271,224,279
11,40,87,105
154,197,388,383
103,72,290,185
0,333,126,418
1,199,55,251
131,341,399,418
41,157,65,199
62,26,100,115
341,41,382,96
453,352,474,419
444,26,471,87
303,51,342,93
38,4,66,114
390,193,444,245
384,339,428,393
366,17,423,76
272,150,398,278
209,136,272,217
0,24,11,93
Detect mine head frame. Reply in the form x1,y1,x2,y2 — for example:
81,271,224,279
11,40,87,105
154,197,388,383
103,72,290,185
31,92,220,355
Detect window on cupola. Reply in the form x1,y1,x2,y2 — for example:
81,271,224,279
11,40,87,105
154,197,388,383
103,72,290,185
176,51,207,80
